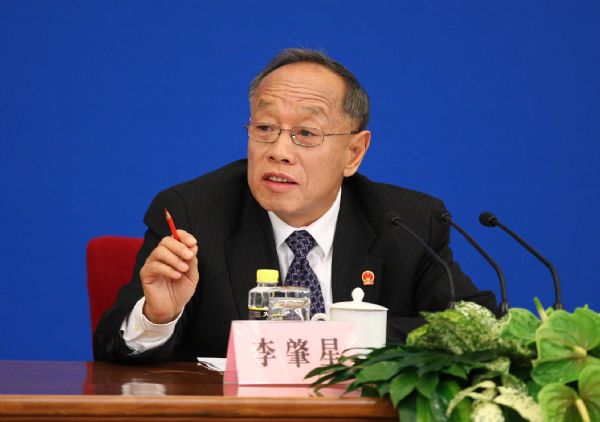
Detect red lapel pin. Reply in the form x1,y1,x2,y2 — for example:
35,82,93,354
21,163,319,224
362,270,375,286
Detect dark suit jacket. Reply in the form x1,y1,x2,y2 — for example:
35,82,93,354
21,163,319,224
93,159,496,362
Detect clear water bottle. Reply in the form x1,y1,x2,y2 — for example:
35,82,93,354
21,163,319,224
268,286,311,320
248,269,279,320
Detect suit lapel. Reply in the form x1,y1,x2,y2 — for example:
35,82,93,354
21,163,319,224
332,185,383,304
225,190,279,318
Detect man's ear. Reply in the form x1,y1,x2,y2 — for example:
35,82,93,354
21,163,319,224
343,130,371,177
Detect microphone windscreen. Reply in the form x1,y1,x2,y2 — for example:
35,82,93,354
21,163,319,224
479,212,498,227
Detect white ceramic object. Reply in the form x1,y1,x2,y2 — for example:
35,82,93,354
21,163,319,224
312,287,388,350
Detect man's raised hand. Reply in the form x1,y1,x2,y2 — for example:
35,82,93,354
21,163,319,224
139,230,199,324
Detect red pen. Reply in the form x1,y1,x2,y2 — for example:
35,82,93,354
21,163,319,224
164,208,181,241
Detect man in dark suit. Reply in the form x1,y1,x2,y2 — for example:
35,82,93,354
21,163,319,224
94,48,496,362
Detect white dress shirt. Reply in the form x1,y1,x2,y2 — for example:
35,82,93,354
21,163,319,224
120,189,342,353
267,188,341,311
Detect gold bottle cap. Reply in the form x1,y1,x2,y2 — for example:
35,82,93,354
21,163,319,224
256,269,279,284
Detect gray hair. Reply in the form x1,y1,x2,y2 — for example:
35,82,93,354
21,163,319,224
249,48,370,131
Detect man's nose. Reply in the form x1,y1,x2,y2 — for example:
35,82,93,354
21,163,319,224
268,128,296,163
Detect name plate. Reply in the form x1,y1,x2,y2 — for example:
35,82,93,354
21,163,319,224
224,320,358,385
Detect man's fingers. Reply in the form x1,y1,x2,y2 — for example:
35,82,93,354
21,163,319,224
151,244,190,272
142,260,182,281
139,232,199,285
159,236,195,260
187,254,199,282
176,230,197,248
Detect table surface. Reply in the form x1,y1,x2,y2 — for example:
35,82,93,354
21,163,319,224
0,360,397,421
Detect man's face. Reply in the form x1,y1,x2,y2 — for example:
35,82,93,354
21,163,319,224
247,62,370,227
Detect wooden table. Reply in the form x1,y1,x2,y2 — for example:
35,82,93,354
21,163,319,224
0,361,397,421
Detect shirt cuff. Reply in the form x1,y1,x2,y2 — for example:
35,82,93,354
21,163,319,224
120,297,182,353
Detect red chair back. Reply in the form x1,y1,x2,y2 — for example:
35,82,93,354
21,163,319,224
86,236,143,333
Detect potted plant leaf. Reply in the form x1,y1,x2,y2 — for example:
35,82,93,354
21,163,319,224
306,300,600,421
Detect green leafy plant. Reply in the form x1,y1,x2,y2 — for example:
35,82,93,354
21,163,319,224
446,380,542,422
538,366,600,422
306,343,499,420
532,306,600,385
306,300,600,421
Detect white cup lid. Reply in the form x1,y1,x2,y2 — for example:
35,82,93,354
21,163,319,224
329,287,388,311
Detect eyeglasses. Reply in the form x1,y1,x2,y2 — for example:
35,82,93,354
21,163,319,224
244,123,359,147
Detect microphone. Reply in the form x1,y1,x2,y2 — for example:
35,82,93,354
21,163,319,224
388,213,455,309
436,209,509,317
479,211,563,310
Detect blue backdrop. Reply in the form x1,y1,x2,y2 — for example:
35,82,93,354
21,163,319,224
1,1,598,360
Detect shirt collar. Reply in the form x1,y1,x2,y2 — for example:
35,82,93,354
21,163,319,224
268,188,341,258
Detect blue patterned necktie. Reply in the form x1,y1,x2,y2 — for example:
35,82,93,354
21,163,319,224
284,230,326,316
